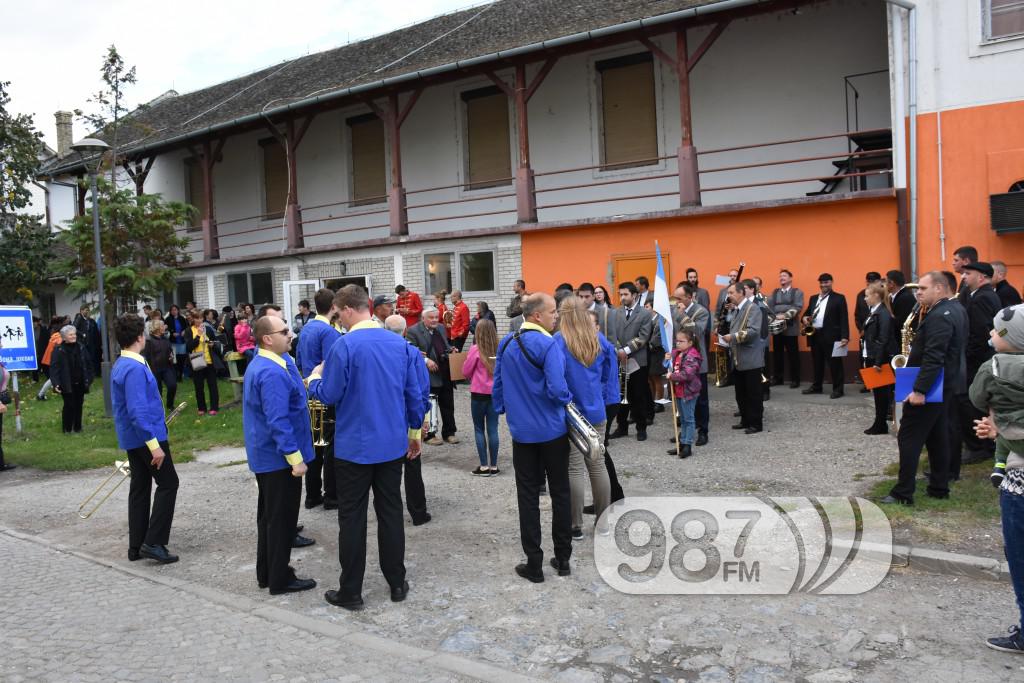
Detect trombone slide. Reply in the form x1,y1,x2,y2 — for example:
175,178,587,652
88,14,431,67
78,460,131,519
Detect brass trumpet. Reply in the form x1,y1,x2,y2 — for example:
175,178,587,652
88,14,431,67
78,401,187,520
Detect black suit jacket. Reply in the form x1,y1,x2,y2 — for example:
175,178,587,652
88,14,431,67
862,306,896,367
854,289,869,333
406,322,451,389
965,285,1001,378
907,298,964,395
890,287,916,330
803,292,849,343
996,280,1023,308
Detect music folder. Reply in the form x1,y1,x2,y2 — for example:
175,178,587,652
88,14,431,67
894,367,944,403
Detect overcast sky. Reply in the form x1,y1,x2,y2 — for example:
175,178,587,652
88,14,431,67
3,0,473,148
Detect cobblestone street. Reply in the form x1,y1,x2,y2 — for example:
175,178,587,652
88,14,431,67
2,388,1022,681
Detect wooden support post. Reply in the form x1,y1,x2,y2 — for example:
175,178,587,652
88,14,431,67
513,64,537,223
122,156,156,196
676,29,700,207
366,91,419,237
200,139,224,261
285,119,303,249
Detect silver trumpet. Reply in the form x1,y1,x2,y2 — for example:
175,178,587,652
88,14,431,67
567,402,605,460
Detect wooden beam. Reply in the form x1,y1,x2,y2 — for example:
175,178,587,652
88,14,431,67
293,115,315,147
687,21,729,73
485,72,515,98
639,37,677,68
396,89,422,127
524,57,558,102
262,120,287,146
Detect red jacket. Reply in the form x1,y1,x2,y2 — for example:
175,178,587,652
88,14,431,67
398,291,423,328
449,301,470,339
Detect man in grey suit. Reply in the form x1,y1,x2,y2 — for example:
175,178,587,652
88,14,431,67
684,268,711,311
767,269,804,388
675,284,711,446
406,308,458,446
723,280,765,434
609,282,653,442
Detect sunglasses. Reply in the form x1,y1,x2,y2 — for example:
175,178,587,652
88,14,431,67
267,329,290,337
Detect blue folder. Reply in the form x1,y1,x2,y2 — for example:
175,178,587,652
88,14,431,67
894,367,944,403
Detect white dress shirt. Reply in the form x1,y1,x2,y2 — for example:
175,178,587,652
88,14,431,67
813,294,829,329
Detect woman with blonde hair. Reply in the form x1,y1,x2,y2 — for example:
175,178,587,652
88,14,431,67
462,318,500,475
554,296,614,539
861,281,896,434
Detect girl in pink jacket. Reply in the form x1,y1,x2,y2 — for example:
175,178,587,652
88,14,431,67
461,319,499,476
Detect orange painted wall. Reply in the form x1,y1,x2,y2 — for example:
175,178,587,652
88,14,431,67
522,196,899,339
916,100,1024,284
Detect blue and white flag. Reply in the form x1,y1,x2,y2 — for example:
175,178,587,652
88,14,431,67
653,241,673,369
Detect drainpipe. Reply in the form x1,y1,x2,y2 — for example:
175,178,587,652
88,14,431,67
885,0,918,279
937,111,946,262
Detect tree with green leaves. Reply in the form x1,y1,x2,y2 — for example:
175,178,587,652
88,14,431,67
0,80,45,220
76,44,137,185
61,178,193,346
0,216,53,305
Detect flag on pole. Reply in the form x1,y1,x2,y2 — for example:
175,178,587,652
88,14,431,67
653,241,674,369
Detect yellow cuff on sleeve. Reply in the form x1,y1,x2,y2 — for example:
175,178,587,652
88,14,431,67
284,451,304,466
145,439,160,452
408,428,422,440
307,373,322,384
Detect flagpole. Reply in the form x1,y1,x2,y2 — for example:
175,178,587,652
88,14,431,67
667,373,682,456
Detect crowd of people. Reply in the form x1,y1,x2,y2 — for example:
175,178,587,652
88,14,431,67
7,244,1024,653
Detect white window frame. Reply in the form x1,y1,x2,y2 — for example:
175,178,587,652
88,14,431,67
970,0,1024,56
983,0,1024,42
423,248,497,297
228,270,275,306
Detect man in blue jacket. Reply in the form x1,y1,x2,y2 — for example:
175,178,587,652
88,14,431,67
111,314,179,564
296,287,342,511
493,292,573,583
308,285,430,610
243,314,317,595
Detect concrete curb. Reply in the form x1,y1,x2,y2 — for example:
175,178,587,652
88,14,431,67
830,538,1010,582
1,528,542,683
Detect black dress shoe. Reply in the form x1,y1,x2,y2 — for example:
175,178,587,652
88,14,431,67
926,492,950,500
654,403,666,413
582,504,595,515
744,427,762,434
139,544,179,564
802,387,822,395
412,513,432,526
695,432,708,447
391,580,410,602
295,524,304,533
636,432,647,442
304,497,323,510
608,429,628,440
789,382,800,389
864,425,888,435
325,589,364,610
879,494,913,506
731,424,747,430
128,548,141,562
269,577,317,595
291,534,315,548
769,378,784,386
733,411,742,417
323,499,338,511
0,463,16,472
515,563,545,583
549,558,571,576
830,390,844,399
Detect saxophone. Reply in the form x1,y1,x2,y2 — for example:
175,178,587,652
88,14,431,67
890,303,920,369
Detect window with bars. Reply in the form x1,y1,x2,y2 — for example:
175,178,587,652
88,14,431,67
259,138,287,219
596,53,659,170
984,0,1024,40
461,86,512,190
347,113,386,206
184,157,204,231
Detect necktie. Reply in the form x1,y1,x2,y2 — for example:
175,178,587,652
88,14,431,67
625,306,632,321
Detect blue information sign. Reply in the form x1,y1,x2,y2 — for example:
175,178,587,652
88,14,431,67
0,306,38,371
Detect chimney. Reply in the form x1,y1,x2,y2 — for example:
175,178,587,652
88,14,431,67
55,111,73,158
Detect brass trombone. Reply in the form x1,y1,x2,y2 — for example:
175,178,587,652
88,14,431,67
309,399,331,447
78,402,187,519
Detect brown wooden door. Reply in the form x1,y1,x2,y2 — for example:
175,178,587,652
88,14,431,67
611,252,670,305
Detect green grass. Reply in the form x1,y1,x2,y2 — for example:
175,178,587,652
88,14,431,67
867,455,1002,543
2,376,244,471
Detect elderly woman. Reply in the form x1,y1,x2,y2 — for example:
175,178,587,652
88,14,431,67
49,324,94,433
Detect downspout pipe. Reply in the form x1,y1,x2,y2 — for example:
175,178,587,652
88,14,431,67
885,0,917,279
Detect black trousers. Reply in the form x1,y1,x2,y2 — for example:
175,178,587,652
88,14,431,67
306,406,337,505
60,391,85,433
616,366,652,434
403,456,429,523
428,380,457,439
256,467,303,591
451,335,468,352
958,392,995,459
773,335,800,384
892,399,951,500
513,434,572,571
603,404,625,502
127,442,178,549
695,373,709,435
192,366,219,412
810,336,844,390
154,367,178,410
871,385,893,428
733,368,764,430
334,455,406,596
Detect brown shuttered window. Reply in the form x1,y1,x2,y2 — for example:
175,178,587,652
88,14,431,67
462,86,511,190
260,138,287,219
348,114,386,205
184,157,204,231
597,53,658,170
988,0,1024,39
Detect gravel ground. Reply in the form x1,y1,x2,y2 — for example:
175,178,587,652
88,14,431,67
0,386,1019,681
